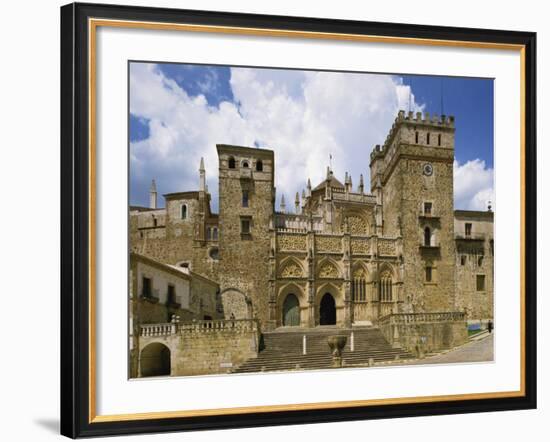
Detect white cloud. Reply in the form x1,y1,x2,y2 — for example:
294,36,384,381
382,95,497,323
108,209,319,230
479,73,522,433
130,63,424,211
453,159,494,210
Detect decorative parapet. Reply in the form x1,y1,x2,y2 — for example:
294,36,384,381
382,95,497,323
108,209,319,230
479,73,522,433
315,235,342,253
351,238,370,255
378,238,397,256
277,233,307,251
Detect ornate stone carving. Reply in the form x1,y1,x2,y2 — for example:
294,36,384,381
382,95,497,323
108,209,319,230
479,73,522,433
318,262,339,279
315,236,341,253
278,234,306,251
353,267,367,279
348,216,368,235
351,238,370,255
378,239,396,256
280,262,303,278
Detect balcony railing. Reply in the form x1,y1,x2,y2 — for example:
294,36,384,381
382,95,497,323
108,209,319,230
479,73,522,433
455,233,485,241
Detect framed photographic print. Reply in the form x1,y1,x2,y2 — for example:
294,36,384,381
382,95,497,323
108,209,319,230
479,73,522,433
60,2,537,438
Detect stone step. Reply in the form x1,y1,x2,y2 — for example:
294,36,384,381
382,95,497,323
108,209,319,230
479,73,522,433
232,327,413,373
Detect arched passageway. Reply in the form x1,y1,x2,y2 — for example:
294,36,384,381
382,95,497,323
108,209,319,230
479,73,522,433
140,343,171,377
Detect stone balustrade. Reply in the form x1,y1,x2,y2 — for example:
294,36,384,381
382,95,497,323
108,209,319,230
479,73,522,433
139,319,259,338
140,323,173,337
379,311,466,326
179,319,259,334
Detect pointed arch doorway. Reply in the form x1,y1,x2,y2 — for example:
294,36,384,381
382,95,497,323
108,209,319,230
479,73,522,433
282,293,300,326
319,293,336,325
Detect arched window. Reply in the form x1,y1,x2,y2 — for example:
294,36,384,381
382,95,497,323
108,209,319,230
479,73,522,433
181,204,187,220
212,227,218,240
352,268,367,302
438,133,442,146
427,132,431,145
424,226,431,246
256,160,263,171
242,160,249,168
206,227,212,240
379,271,393,302
415,131,419,144
228,156,236,169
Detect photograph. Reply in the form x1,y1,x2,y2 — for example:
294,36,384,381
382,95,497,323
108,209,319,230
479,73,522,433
128,62,495,378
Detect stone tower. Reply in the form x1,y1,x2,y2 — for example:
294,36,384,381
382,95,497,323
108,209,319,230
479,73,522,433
370,110,456,312
216,145,275,324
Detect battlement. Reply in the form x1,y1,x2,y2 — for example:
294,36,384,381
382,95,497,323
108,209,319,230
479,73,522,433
370,110,455,163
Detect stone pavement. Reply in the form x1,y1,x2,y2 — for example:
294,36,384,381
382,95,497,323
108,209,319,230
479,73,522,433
410,333,494,365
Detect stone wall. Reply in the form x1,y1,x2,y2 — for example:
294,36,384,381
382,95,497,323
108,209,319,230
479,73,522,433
379,312,468,354
135,320,260,377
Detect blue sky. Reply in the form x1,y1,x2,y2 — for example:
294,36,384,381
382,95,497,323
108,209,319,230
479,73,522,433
130,62,494,212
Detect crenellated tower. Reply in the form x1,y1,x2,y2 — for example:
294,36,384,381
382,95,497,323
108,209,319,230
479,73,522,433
370,110,457,312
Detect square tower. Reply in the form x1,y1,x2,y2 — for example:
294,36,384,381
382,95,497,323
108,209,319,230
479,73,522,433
216,145,275,325
370,110,456,312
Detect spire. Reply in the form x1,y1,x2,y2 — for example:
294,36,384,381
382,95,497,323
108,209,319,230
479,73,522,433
149,179,157,209
295,192,300,214
307,178,312,197
199,157,206,192
326,166,331,180
280,194,286,213
348,175,353,192
358,174,364,194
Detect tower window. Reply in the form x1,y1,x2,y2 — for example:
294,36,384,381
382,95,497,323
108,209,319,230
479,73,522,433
256,160,263,171
242,190,249,207
424,202,432,216
438,133,442,146
206,227,212,240
228,156,236,169
181,204,187,220
424,227,431,246
415,131,419,144
425,266,433,282
153,216,157,227
427,132,431,145
461,255,467,266
465,223,472,237
476,275,486,291
240,217,252,237
212,227,218,240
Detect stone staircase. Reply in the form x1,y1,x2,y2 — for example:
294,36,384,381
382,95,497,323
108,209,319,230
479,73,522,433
232,326,414,373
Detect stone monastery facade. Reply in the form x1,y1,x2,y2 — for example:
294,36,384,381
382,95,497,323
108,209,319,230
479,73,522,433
130,110,494,334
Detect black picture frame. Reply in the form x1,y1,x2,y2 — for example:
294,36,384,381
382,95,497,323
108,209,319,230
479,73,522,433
60,2,537,438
